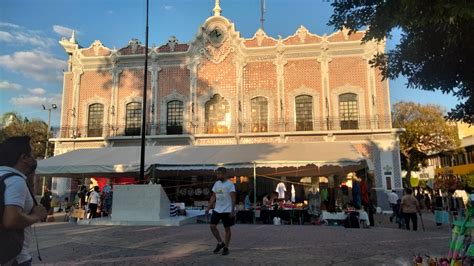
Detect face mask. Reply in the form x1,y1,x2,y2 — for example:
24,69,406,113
26,160,37,176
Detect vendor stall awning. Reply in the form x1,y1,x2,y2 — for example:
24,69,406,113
37,146,184,176
37,142,372,176
153,142,372,170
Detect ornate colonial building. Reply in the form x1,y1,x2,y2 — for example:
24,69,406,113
52,2,403,208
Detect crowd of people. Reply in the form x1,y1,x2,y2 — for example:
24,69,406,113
387,186,473,231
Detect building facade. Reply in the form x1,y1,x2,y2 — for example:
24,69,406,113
52,4,403,208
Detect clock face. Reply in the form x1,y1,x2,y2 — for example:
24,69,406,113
208,26,226,47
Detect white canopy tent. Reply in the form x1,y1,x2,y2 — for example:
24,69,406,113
153,142,372,170
37,142,373,176
37,146,185,177
37,142,373,177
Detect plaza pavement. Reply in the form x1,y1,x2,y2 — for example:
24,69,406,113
30,212,450,265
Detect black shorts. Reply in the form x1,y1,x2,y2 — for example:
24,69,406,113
211,211,235,227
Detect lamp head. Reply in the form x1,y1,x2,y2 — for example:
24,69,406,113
52,104,57,109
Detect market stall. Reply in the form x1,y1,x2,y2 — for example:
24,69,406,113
37,142,375,226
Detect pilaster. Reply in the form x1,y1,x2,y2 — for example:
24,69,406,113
71,67,84,135
234,58,247,133
363,51,377,129
149,64,162,135
187,58,200,131
317,38,332,121
110,66,122,135
273,39,287,130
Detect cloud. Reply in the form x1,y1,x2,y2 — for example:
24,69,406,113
164,5,173,11
0,22,21,28
0,50,66,83
0,31,14,42
28,87,46,95
10,92,61,107
52,25,76,37
0,27,55,48
0,80,22,90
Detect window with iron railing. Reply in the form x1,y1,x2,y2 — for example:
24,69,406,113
339,93,359,130
167,100,183,134
125,102,141,136
251,97,268,132
205,94,230,134
295,95,313,131
87,103,104,137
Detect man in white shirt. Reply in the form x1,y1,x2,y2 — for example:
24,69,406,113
205,167,236,256
387,190,399,222
1,136,48,265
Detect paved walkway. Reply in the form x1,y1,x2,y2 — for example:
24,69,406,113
30,212,450,265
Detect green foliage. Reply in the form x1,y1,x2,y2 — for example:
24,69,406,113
392,102,459,187
329,0,474,124
0,112,53,158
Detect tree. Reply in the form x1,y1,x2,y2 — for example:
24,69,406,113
328,0,474,124
0,112,53,158
392,102,459,188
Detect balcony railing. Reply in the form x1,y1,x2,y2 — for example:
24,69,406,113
55,115,392,139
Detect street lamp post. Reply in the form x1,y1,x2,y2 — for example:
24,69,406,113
43,104,57,158
42,103,57,196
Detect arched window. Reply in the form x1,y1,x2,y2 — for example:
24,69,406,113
125,102,141,136
205,94,230,134
295,95,313,131
167,100,183,134
87,103,104,137
251,97,268,132
339,93,358,129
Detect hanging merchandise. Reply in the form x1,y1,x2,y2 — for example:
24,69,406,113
276,182,287,199
321,187,329,202
291,184,296,203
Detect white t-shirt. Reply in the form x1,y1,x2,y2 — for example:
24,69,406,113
276,182,286,199
387,192,399,204
1,166,34,264
212,180,236,213
89,191,100,204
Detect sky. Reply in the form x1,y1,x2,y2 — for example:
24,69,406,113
0,0,459,127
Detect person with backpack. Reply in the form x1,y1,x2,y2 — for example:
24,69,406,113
0,136,48,265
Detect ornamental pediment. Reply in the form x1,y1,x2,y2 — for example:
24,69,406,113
189,15,243,64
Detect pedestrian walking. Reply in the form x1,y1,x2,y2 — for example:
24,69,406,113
205,167,236,256
87,186,100,219
387,190,399,222
401,188,420,231
40,187,52,222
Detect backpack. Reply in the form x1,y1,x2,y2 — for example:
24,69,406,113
0,172,35,264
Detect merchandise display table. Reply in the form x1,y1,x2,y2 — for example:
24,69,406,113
321,210,369,227
258,209,309,225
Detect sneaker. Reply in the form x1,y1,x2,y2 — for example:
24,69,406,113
213,243,225,254
222,247,229,256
